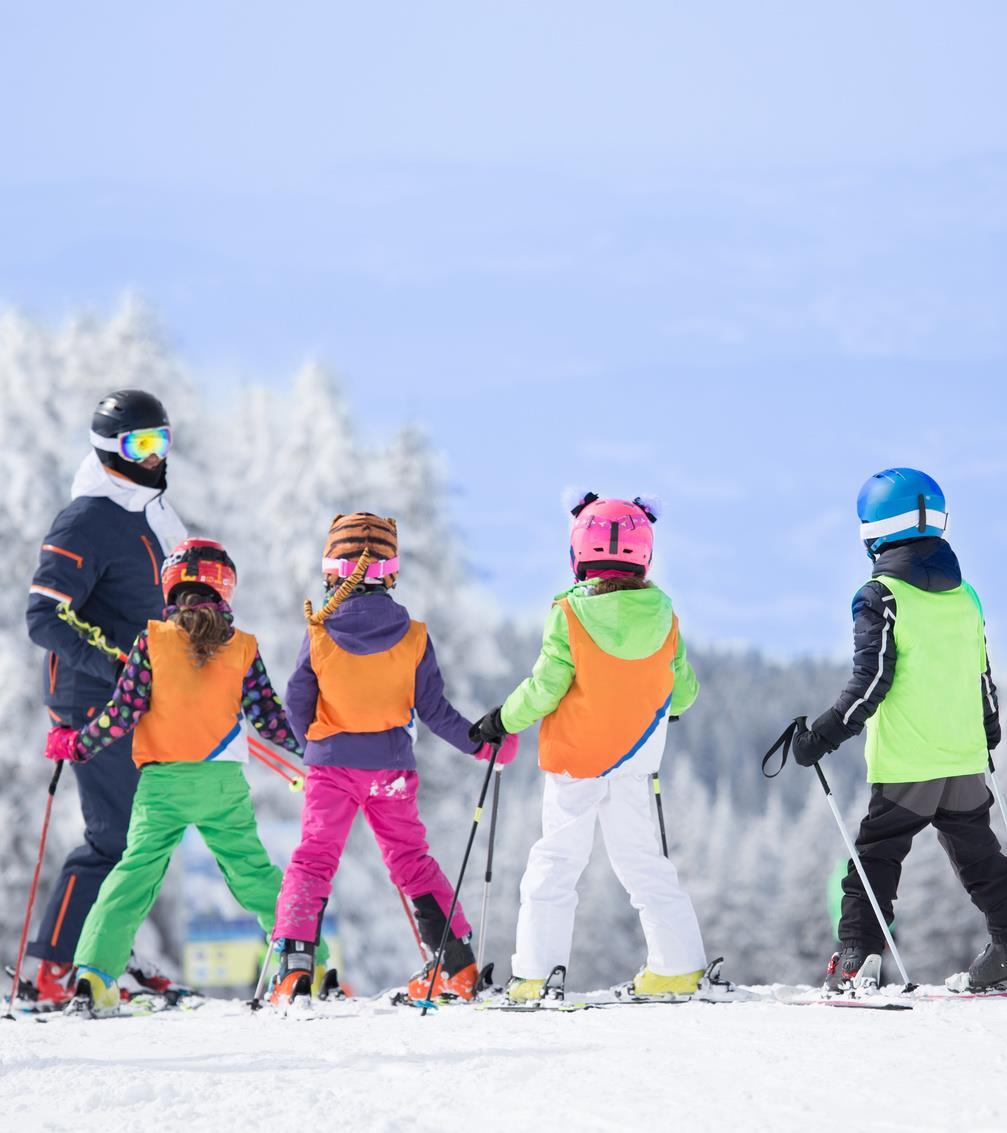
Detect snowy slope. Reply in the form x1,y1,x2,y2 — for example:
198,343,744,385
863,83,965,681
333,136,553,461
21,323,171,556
3,989,1006,1133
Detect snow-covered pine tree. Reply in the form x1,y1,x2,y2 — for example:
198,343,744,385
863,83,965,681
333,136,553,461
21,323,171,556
247,364,360,665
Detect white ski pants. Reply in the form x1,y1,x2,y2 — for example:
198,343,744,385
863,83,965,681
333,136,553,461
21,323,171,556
512,771,706,980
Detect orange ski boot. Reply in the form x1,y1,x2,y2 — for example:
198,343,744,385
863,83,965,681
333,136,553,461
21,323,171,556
408,960,479,1003
267,939,315,1007
408,938,480,1004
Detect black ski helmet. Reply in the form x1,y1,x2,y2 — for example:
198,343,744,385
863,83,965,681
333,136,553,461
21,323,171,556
91,389,171,489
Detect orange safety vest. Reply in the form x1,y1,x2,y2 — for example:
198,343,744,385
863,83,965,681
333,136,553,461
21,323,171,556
306,620,428,739
538,598,678,779
132,620,258,767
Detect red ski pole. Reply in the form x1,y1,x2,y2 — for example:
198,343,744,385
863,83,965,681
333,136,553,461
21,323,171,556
397,887,428,961
247,735,302,775
4,762,64,1019
247,735,304,791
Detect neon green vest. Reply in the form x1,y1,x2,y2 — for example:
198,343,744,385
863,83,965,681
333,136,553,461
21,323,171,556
864,575,988,784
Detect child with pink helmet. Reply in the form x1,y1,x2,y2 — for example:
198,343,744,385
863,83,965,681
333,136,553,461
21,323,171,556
472,492,711,1002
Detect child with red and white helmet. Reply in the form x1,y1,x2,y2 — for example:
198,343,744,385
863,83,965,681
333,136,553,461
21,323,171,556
44,538,328,1015
471,493,709,1003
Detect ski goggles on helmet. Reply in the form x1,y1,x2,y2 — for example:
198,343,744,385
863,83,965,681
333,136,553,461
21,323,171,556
321,555,400,580
90,426,172,463
573,511,652,534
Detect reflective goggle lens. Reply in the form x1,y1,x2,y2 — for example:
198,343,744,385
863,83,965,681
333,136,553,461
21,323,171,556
119,426,172,462
578,513,648,531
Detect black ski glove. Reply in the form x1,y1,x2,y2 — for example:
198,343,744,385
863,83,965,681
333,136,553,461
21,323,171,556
469,707,508,746
792,716,835,767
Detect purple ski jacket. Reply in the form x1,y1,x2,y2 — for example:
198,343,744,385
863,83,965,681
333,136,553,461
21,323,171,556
284,589,480,770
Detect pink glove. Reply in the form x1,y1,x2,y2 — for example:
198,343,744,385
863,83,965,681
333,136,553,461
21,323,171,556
45,726,82,763
474,733,518,766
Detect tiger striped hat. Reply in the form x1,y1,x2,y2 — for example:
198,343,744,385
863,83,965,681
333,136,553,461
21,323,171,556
321,513,399,583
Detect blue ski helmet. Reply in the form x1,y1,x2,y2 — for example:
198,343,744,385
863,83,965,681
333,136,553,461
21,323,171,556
857,468,948,557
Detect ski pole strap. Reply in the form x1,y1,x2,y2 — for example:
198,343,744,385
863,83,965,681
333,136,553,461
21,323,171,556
55,602,127,663
761,720,799,779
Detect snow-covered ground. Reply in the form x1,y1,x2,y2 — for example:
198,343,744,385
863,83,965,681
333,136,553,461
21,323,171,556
3,988,1006,1132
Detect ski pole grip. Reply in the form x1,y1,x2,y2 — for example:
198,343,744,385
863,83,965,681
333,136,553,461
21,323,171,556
48,761,64,795
813,760,831,797
471,749,498,822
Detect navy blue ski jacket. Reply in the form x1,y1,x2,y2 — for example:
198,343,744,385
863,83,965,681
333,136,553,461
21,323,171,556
26,454,186,719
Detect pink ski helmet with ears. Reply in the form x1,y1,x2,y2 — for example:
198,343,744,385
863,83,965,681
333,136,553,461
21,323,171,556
568,492,659,580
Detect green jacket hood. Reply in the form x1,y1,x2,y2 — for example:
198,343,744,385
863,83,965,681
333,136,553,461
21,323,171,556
560,583,676,660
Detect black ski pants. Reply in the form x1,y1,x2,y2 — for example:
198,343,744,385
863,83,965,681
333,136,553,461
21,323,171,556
27,725,140,964
840,774,1007,953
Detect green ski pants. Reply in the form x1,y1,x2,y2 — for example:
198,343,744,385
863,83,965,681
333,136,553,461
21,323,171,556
74,761,326,978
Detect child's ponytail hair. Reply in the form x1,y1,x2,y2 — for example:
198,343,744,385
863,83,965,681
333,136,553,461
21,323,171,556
169,590,233,667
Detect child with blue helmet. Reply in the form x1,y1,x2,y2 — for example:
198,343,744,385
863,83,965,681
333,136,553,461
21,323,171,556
792,468,1007,993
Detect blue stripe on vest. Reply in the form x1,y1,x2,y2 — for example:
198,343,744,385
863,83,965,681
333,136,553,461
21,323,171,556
599,691,673,777
204,713,243,761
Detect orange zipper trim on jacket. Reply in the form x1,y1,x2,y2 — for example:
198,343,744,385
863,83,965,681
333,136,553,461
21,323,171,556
42,544,84,568
48,652,59,695
139,535,160,585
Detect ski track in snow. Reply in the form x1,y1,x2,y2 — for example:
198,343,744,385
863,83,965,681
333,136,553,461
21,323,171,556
2,987,1007,1133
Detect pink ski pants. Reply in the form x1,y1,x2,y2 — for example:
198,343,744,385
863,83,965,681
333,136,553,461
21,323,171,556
274,766,470,943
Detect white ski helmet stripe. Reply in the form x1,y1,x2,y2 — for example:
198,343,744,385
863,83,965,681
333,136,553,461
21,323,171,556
859,508,949,541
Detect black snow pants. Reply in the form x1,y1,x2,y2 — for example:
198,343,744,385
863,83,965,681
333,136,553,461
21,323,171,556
840,774,1007,952
27,716,140,964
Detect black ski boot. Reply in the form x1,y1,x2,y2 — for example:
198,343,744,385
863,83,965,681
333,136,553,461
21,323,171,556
967,939,1007,990
317,968,346,1001
824,946,882,992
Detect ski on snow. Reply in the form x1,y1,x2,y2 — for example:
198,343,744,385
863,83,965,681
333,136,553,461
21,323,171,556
914,972,1007,1003
17,962,1007,1019
777,994,913,1012
29,994,207,1022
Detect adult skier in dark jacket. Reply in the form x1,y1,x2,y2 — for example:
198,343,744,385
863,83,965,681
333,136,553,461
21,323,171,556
23,390,186,1006
793,468,1007,993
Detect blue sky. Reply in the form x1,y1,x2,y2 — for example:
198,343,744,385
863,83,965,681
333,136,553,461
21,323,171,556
2,2,1006,654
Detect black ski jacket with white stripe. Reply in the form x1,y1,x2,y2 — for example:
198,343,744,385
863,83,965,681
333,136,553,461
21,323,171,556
812,538,1001,753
